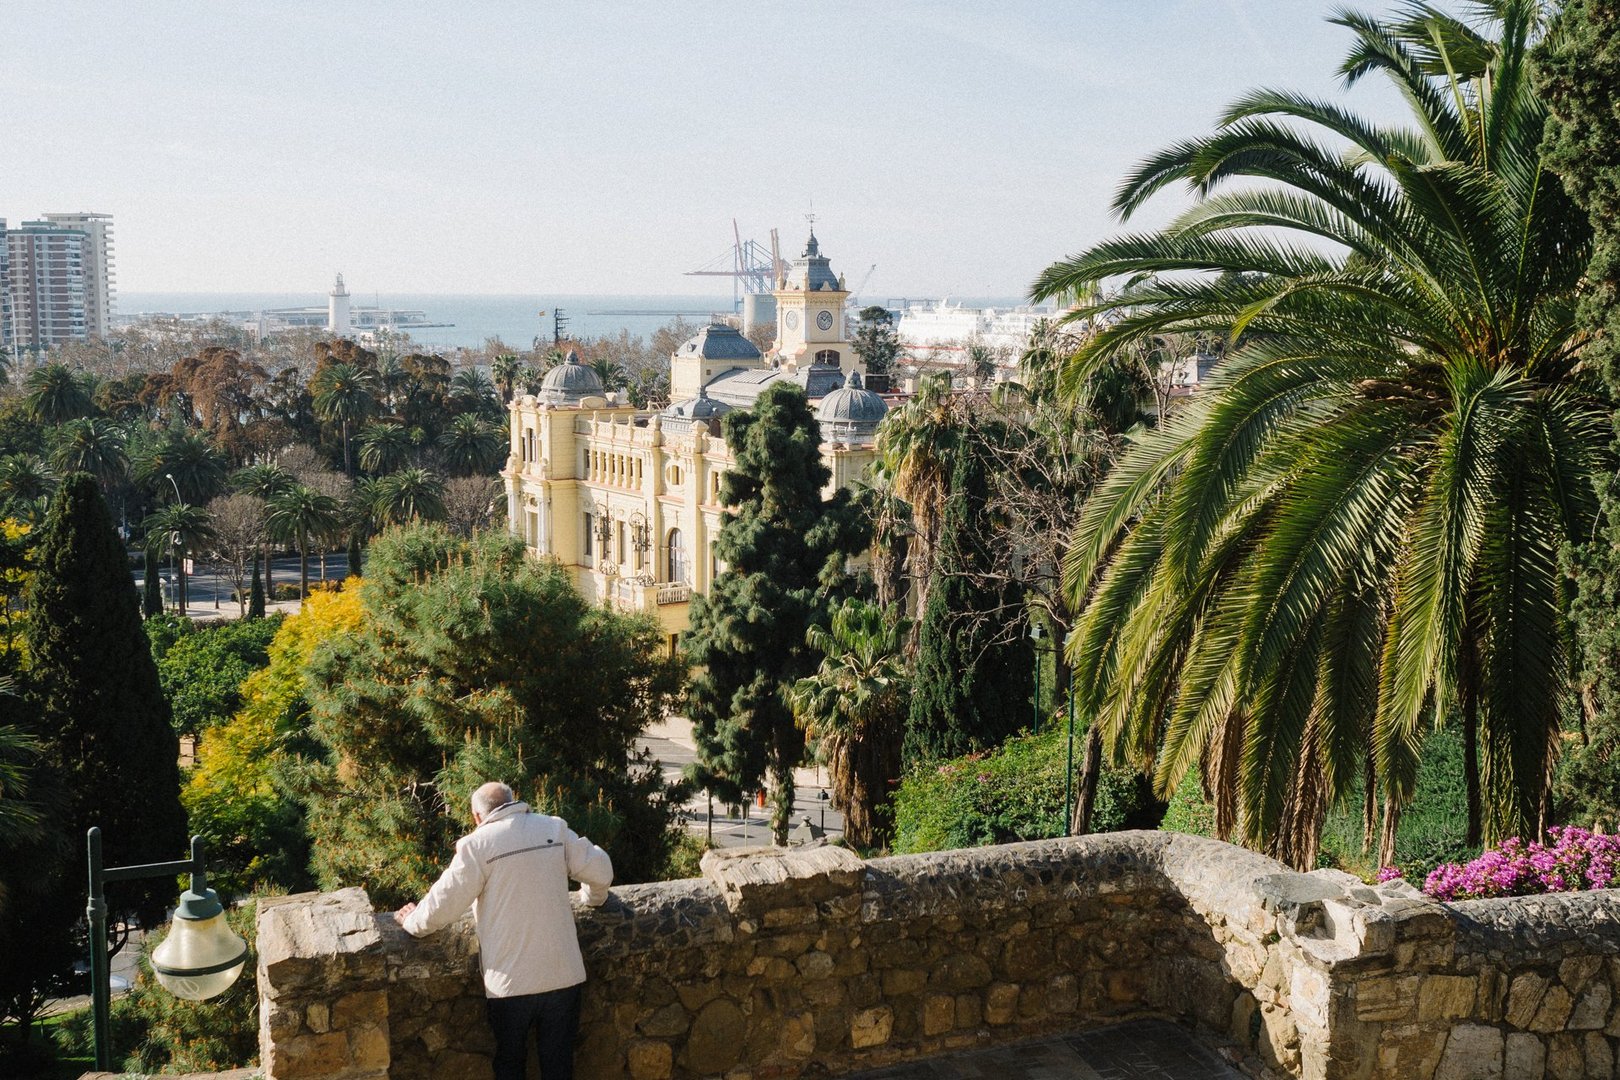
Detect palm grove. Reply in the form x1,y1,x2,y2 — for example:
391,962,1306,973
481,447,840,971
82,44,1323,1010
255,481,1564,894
6,0,1620,1069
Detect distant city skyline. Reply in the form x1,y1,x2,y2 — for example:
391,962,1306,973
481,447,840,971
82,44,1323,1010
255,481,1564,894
5,2,1409,298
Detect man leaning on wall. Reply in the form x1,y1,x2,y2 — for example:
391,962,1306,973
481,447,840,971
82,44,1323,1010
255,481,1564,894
396,780,613,1080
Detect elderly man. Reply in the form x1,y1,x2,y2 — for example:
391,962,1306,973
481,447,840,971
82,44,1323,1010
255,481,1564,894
396,781,613,1080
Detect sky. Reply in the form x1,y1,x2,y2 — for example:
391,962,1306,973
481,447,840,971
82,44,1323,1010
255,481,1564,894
2,1,1410,299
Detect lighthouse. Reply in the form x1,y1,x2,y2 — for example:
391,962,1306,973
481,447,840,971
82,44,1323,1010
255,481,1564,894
327,273,351,336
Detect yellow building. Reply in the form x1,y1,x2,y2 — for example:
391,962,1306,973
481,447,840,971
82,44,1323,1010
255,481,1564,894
504,233,889,647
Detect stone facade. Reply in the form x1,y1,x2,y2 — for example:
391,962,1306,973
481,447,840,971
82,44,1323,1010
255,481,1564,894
256,832,1620,1080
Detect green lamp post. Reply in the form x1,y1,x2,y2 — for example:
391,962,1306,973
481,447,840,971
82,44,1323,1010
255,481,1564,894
85,827,248,1071
1029,621,1044,736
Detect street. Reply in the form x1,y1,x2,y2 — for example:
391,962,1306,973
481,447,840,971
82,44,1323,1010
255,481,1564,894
137,552,352,619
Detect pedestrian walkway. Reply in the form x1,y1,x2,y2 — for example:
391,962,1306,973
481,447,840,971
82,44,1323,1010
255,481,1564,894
639,716,845,849
849,1020,1245,1080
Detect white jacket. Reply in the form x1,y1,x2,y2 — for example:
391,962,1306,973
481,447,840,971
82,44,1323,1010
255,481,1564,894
402,801,613,997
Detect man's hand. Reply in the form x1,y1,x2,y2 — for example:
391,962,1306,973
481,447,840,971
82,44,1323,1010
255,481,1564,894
394,901,417,928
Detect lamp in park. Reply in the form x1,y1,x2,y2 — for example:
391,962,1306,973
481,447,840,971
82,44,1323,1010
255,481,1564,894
85,827,248,1071
1028,621,1044,735
628,511,651,583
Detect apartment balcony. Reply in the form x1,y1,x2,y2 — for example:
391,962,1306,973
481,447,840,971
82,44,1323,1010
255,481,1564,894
609,575,691,611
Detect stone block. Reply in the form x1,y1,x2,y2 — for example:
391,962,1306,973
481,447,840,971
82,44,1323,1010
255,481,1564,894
1505,1033,1546,1078
955,993,982,1029
794,950,835,979
1290,964,1331,1030
637,1002,689,1038
331,988,387,1030
984,983,1019,1025
1587,1031,1616,1080
1548,1033,1584,1080
778,1011,815,1058
305,1002,329,1034
270,1030,350,1079
701,845,863,915
685,999,745,1075
1573,982,1614,1030
1355,975,1420,1022
1047,973,1079,1015
923,992,955,1036
1563,956,1604,995
850,1005,894,1049
627,1039,673,1080
1533,985,1576,1033
1419,975,1477,1023
348,1024,389,1071
432,1050,492,1080
1507,973,1550,1029
929,953,992,991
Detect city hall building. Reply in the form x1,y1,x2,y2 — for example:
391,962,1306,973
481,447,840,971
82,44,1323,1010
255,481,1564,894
503,233,889,645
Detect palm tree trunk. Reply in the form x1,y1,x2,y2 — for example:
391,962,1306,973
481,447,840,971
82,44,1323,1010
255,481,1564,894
177,544,188,615
1073,725,1103,835
264,540,274,599
1362,747,1378,856
1379,796,1402,869
342,420,353,479
1459,626,1483,848
299,540,310,607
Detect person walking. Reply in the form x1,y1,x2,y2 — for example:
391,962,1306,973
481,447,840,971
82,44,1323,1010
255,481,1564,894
395,781,613,1080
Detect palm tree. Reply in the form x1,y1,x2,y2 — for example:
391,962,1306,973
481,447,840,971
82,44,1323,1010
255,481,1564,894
1033,0,1596,864
131,428,229,505
50,417,128,489
449,368,500,417
491,354,522,404
437,414,507,476
788,599,910,848
144,502,216,615
0,454,56,521
233,462,296,598
23,363,93,423
588,356,628,392
374,467,445,526
310,362,379,478
266,484,341,604
356,421,417,475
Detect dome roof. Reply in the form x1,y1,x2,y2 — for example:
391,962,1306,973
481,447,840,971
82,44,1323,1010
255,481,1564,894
677,323,762,361
663,384,734,424
538,350,603,404
816,370,888,441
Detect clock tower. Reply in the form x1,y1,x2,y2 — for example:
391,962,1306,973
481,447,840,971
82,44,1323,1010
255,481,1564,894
772,230,858,375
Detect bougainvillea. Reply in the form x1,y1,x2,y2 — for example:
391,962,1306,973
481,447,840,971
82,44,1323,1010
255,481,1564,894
1408,827,1620,902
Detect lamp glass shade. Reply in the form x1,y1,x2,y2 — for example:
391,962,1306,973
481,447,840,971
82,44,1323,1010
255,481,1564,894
151,909,247,1001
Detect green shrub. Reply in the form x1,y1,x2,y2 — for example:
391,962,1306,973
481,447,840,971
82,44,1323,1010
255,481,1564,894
892,729,1149,854
156,615,282,734
1160,769,1216,838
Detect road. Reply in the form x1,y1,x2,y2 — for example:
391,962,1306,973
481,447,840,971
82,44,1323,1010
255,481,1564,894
137,552,351,618
640,716,845,849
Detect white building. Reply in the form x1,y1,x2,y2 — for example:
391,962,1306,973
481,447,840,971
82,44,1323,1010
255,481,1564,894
5,220,88,352
40,212,115,338
328,273,351,335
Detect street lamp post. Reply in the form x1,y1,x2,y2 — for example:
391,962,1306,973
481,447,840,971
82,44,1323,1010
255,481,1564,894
1029,622,1044,735
165,473,185,616
85,827,248,1071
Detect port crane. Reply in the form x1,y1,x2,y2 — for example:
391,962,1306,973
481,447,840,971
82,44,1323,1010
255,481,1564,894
684,220,790,311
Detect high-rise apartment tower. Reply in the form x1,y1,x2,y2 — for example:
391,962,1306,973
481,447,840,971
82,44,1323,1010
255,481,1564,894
41,212,114,337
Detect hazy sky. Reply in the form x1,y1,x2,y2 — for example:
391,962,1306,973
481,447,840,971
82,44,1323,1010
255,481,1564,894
3,1,1409,298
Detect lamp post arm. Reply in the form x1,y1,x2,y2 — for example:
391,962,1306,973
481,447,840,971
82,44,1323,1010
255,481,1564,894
86,829,210,1070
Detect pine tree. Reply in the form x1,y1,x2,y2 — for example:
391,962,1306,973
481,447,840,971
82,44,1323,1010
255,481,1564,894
291,525,686,907
26,474,187,924
906,441,1034,765
248,552,266,618
685,383,869,843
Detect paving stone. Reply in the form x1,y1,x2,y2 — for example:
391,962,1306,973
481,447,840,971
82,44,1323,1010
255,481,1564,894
846,1019,1243,1079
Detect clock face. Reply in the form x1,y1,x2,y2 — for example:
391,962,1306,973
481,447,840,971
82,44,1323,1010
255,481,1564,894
784,309,800,331
816,309,835,332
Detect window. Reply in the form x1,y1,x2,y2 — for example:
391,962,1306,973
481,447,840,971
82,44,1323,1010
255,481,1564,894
616,520,626,564
815,349,840,366
666,528,686,583
583,512,594,558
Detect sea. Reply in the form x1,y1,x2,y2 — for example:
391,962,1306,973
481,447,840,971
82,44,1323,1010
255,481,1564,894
117,291,1029,353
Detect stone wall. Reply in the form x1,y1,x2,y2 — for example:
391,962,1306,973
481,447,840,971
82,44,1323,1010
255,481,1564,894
256,832,1620,1080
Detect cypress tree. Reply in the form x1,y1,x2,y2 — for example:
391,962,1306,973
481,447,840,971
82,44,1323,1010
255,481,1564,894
1540,0,1620,826
346,531,363,578
906,440,1034,765
684,383,869,843
248,552,266,618
142,546,163,618
26,474,187,924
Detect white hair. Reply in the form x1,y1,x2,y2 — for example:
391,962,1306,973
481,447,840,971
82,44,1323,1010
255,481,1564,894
471,781,515,816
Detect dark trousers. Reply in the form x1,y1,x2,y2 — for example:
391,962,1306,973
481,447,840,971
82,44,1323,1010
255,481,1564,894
486,982,584,1080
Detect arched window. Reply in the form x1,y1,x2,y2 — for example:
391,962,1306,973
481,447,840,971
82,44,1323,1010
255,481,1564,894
666,528,687,584
815,349,840,367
